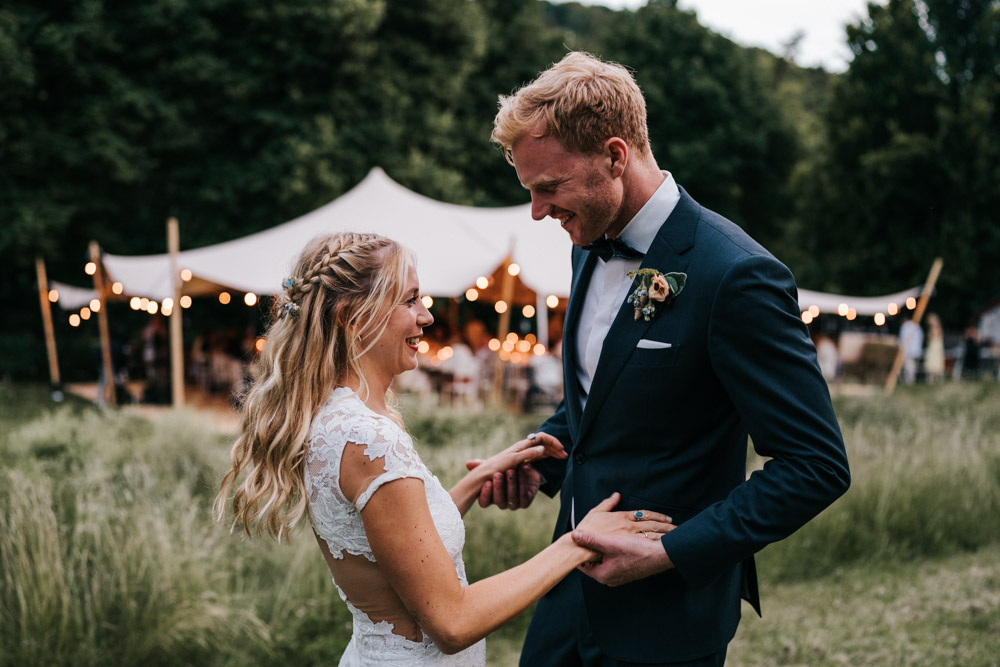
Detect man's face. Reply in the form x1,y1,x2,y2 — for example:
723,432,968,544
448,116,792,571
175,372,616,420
510,128,625,247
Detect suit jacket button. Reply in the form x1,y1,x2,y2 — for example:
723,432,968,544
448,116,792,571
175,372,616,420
574,452,587,465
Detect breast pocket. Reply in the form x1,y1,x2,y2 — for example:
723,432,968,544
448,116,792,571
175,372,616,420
626,343,681,368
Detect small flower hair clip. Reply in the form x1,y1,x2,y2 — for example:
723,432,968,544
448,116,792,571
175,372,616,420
282,276,298,291
282,302,301,319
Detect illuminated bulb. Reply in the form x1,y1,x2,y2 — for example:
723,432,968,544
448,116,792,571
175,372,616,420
838,303,849,317
495,301,508,314
147,301,159,315
255,337,266,352
906,297,917,310
506,332,518,341
180,295,192,308
244,293,257,307
130,297,141,310
522,305,536,318
90,299,101,312
438,346,454,361
421,295,434,309
139,298,149,310
476,276,489,289
507,263,521,277
517,340,531,353
48,290,59,303
417,340,430,354
499,350,511,361
809,305,820,317
801,311,814,325
465,288,479,301
546,294,559,309
180,269,193,281
511,352,523,364
887,303,899,316
162,298,173,310
502,340,515,352
526,333,537,344
874,312,886,326
219,292,231,305
161,306,172,317
487,338,501,352
112,282,124,295
533,343,546,356
84,262,97,276
80,307,91,320
847,308,857,321
69,314,81,327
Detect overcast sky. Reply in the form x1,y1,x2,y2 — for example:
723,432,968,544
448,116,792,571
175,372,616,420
552,0,885,72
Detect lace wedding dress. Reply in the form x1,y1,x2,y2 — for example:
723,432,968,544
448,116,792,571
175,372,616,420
305,386,486,666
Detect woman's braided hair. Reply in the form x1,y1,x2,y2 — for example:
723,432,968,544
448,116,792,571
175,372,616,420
217,231,413,540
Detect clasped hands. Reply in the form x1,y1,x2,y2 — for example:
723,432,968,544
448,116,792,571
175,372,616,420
467,437,676,586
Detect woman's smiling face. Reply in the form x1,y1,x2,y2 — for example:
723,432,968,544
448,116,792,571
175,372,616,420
361,263,433,381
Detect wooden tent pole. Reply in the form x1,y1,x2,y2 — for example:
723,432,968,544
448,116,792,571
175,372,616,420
885,257,944,393
491,254,516,404
35,257,61,387
89,241,117,407
168,217,185,408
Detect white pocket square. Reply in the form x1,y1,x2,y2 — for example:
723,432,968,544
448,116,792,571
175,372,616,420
636,339,672,350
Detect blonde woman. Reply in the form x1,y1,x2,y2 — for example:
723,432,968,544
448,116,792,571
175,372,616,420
216,232,672,666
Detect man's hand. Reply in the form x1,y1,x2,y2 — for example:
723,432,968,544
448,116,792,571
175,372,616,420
572,529,675,587
465,459,543,509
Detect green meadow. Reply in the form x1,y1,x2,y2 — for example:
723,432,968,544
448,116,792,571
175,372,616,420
2,381,998,666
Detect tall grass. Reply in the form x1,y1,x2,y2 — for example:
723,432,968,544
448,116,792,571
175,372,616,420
1,380,998,665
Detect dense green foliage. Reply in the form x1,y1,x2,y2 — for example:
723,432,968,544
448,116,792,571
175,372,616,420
3,0,999,380
1,381,999,665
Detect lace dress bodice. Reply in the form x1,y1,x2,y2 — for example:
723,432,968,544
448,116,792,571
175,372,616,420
305,387,485,666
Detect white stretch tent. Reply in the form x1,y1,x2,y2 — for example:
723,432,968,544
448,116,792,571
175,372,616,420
101,168,572,301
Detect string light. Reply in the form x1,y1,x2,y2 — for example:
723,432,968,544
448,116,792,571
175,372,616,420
502,339,515,352
84,262,97,276
887,303,899,316
465,288,479,301
80,307,91,320
130,297,142,310
69,314,81,327
255,337,266,352
180,269,193,281
180,295,192,308
874,313,886,326
89,299,101,313
421,295,433,308
488,338,501,351
219,292,231,305
507,263,521,277
808,305,820,318
438,346,454,361
417,340,430,354
139,298,149,310
48,290,59,303
906,297,917,310
546,294,559,309
526,333,537,344
111,282,124,295
522,304,536,318
476,276,489,289
533,343,546,356
162,298,174,310
801,311,814,325
494,301,508,314
244,293,257,307
517,340,531,353
147,301,159,315
847,308,858,321
837,303,849,317
506,332,518,342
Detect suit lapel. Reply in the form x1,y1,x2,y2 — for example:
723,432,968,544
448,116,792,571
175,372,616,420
562,246,598,440
577,187,701,438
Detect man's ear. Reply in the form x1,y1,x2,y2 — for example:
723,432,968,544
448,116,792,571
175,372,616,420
605,137,629,178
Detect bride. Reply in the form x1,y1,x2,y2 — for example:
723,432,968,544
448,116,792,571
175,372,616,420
216,232,672,665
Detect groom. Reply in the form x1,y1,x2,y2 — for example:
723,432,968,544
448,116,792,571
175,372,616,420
485,52,850,665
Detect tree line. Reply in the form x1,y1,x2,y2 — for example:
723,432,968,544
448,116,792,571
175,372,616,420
1,0,998,379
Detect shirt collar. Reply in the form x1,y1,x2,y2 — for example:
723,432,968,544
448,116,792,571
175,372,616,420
616,171,680,254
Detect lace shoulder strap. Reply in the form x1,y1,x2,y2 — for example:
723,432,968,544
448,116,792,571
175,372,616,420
334,405,428,511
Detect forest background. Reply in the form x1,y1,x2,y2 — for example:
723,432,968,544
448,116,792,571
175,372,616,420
2,0,999,380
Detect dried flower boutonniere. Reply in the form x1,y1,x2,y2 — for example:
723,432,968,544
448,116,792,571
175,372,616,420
626,268,687,321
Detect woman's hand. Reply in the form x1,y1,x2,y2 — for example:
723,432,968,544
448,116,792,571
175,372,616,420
452,433,566,516
575,492,675,550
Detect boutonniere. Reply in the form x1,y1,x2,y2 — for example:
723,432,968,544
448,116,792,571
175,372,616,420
626,268,687,321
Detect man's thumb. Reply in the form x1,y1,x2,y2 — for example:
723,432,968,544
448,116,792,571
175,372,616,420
572,530,599,549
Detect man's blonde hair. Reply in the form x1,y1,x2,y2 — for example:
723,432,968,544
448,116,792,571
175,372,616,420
492,51,652,164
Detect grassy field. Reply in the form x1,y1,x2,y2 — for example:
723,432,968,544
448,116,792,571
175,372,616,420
1,381,999,666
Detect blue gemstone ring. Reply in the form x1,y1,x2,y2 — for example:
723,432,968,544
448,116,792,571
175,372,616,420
634,511,644,520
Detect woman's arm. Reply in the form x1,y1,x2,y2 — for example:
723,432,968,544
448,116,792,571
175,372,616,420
360,478,607,655
449,433,566,516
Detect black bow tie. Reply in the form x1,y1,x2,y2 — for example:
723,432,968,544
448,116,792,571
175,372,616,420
583,236,644,262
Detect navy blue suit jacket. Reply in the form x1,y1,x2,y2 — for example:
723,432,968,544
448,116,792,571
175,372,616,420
532,187,850,662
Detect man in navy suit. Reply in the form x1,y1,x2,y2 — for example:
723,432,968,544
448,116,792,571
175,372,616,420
484,52,850,665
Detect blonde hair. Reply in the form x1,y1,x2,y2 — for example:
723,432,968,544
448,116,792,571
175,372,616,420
215,232,412,540
491,51,652,164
